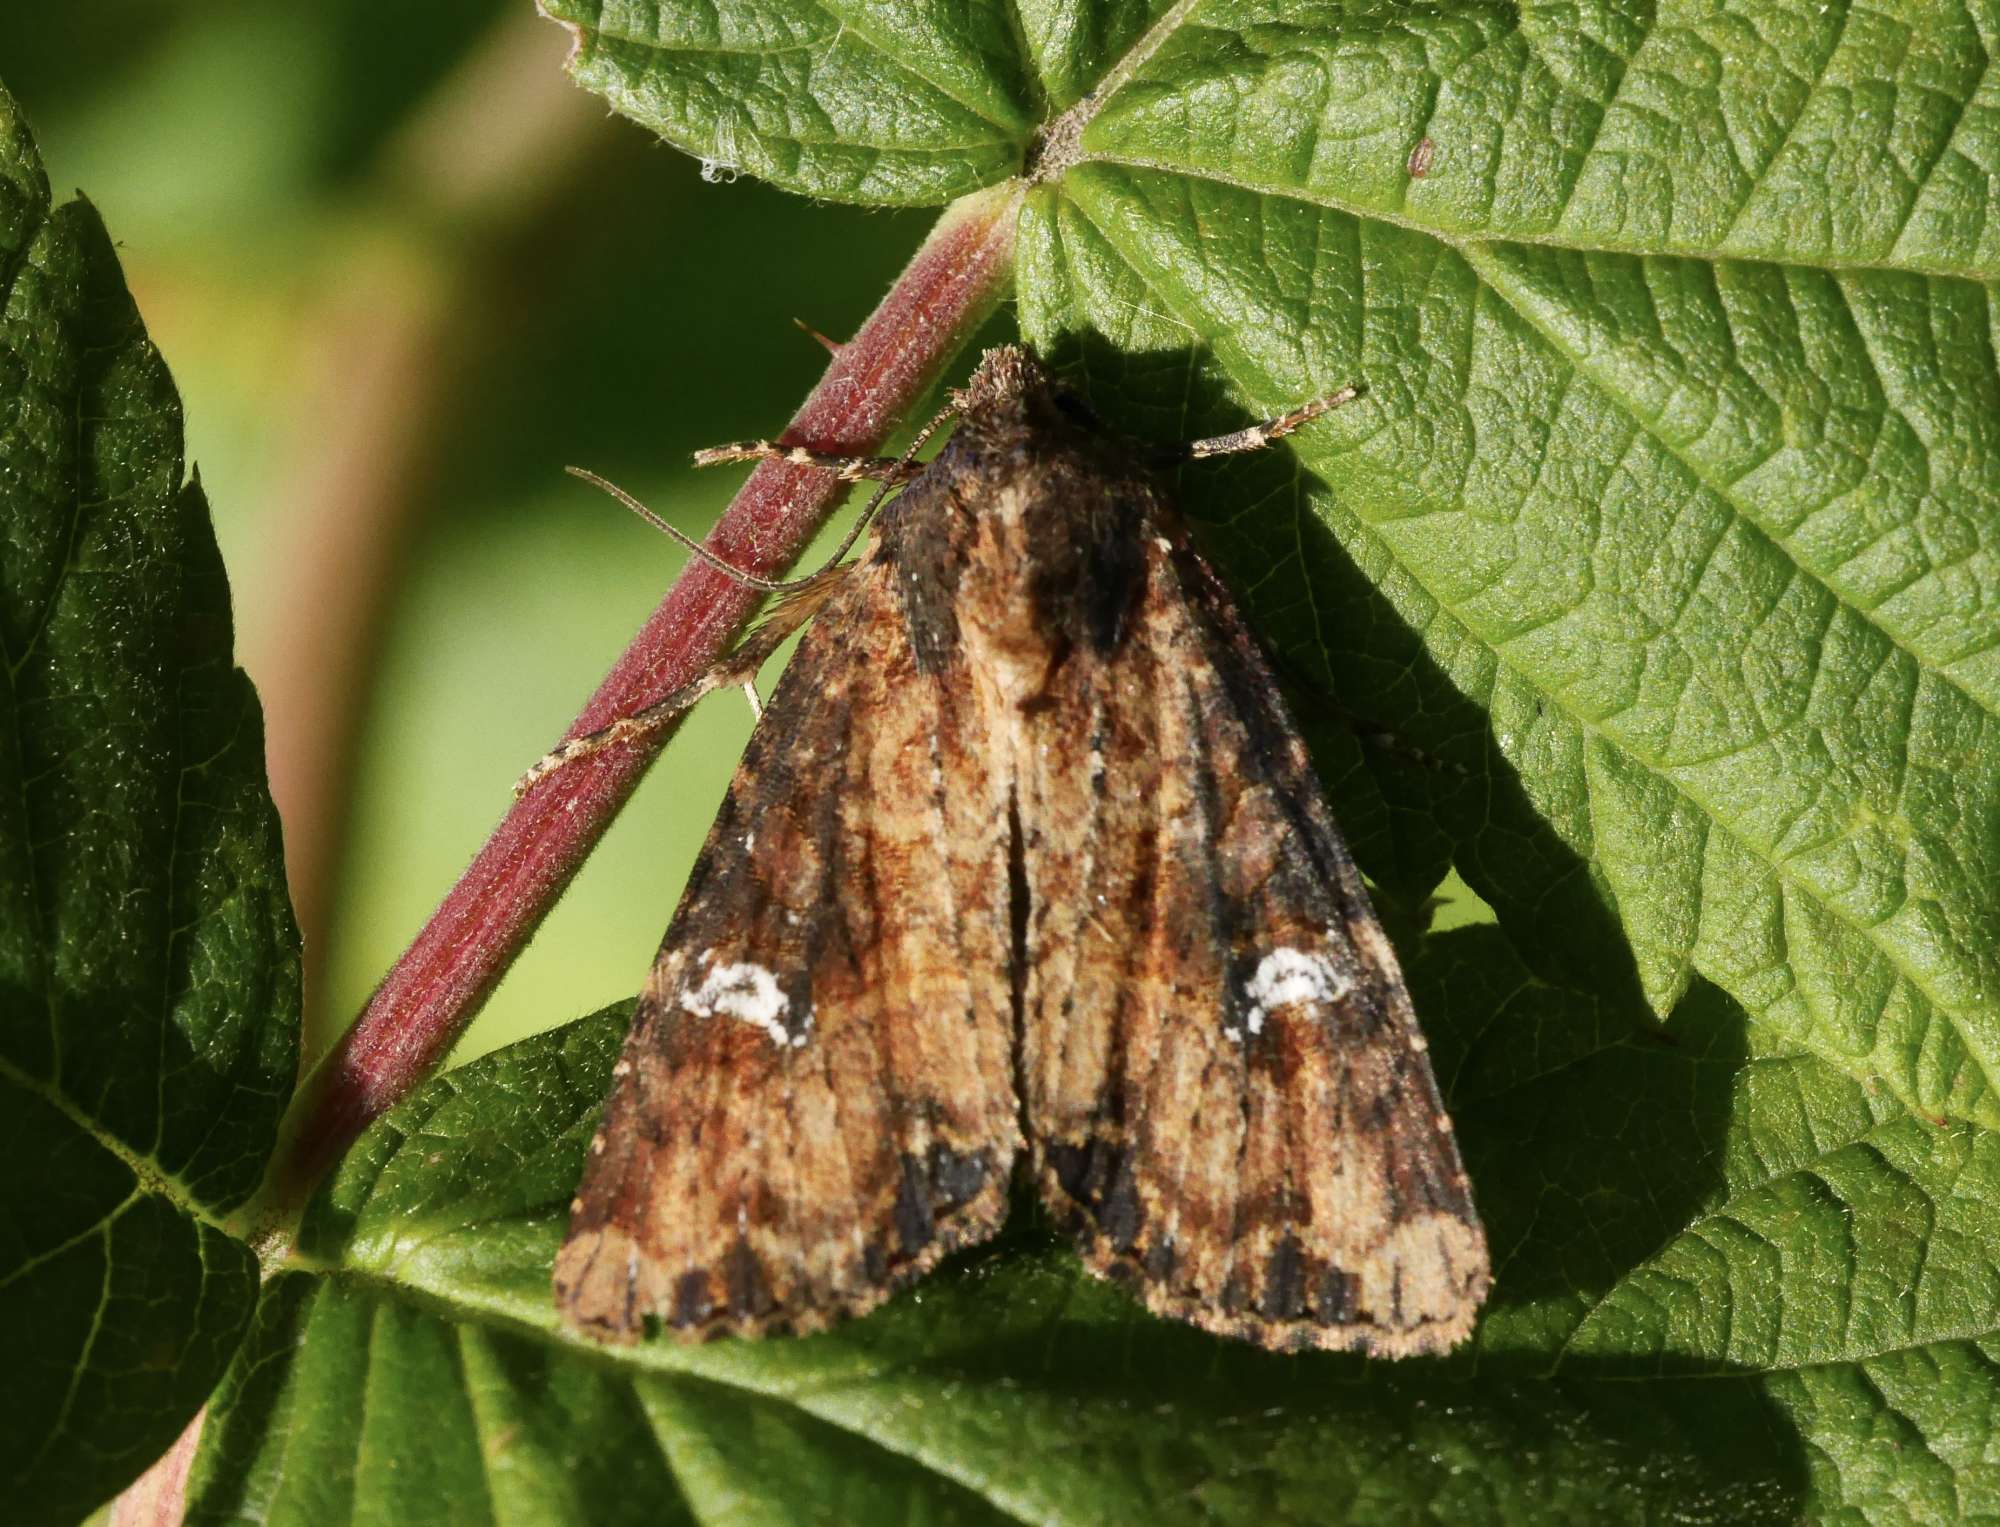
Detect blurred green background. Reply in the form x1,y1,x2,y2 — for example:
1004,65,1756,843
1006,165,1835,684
3,2,947,1061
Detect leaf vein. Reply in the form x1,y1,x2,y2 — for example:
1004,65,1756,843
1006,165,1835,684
1717,0,1857,249
1081,152,2000,279
1465,239,1999,730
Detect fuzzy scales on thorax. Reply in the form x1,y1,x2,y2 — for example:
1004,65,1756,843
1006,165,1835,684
877,351,1158,725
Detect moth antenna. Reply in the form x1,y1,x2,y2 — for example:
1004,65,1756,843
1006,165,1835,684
899,395,962,466
1158,384,1363,464
579,390,961,611
564,467,826,595
552,396,966,783
768,394,964,580
513,566,847,795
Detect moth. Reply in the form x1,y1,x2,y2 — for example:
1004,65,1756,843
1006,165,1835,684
547,346,1489,1356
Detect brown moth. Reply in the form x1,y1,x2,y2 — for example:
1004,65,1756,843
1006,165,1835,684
550,346,1489,1356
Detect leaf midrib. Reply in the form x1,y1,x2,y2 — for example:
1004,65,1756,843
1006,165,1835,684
300,1241,1999,1446
1456,238,2000,732
1073,150,2000,284
1557,1319,2000,1380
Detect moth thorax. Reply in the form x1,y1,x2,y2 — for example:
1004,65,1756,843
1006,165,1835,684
957,483,1065,707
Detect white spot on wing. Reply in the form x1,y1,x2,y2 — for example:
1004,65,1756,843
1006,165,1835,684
1242,946,1352,1035
682,958,793,1047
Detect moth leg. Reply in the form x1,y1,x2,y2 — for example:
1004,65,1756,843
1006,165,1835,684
1155,385,1361,464
513,567,847,797
692,440,923,483
741,679,764,721
513,681,712,796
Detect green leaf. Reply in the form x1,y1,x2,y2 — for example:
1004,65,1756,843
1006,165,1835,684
548,0,2000,1140
535,0,1043,204
0,82,299,1520
192,996,1820,1523
1432,929,2000,1520
1022,159,2000,1138
157,3,2000,1519
1085,0,2000,273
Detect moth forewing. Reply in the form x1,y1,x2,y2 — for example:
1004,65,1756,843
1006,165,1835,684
555,345,1489,1355
995,444,1486,1356
553,539,1021,1342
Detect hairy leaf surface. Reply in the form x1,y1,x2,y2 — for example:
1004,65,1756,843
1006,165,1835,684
0,84,298,1521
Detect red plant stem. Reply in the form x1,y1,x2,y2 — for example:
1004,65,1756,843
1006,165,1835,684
267,182,1022,1207
108,1408,205,1527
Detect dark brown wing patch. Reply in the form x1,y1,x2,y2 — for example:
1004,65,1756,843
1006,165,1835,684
555,538,1021,1341
1015,519,1488,1357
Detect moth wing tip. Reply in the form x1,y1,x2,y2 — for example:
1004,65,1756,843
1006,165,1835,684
553,1225,650,1346
1066,1203,1491,1360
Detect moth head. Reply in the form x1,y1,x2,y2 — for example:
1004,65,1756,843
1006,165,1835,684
955,345,1108,447
955,344,1051,416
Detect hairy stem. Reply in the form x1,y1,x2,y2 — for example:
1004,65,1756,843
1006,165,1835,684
256,12,609,1047
255,180,1023,1220
108,1408,204,1527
